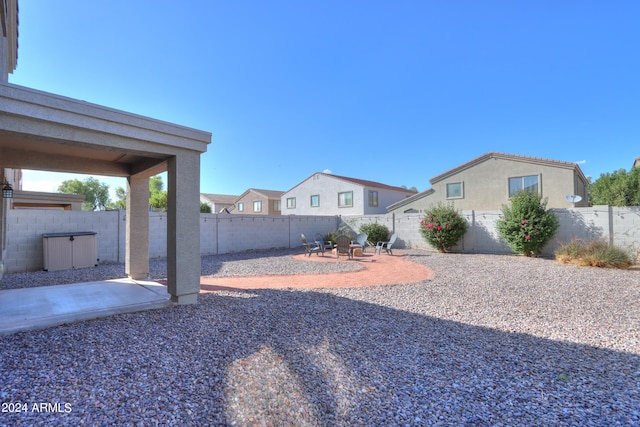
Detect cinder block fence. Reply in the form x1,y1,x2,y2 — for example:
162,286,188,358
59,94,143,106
4,206,639,273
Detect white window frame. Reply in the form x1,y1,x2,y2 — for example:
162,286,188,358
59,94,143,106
253,200,262,212
310,194,320,207
286,197,296,209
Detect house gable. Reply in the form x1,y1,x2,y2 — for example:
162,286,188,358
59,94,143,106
232,188,283,215
282,172,415,216
389,152,589,213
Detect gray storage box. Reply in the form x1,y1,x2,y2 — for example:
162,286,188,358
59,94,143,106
42,232,98,271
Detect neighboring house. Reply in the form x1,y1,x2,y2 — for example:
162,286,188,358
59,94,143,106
388,152,590,214
200,193,238,213
282,172,416,216
634,157,639,168
12,190,85,210
233,189,283,215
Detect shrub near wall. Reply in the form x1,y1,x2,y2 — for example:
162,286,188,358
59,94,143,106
496,191,559,257
419,203,468,252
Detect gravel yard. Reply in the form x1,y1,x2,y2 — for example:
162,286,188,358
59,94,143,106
0,250,639,426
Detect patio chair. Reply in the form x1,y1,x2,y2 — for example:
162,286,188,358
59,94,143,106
335,234,352,259
355,232,368,253
375,232,397,255
315,232,333,249
301,233,324,256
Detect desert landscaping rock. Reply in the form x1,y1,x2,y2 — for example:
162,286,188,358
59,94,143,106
0,249,638,426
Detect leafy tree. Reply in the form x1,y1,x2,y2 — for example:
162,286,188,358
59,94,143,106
200,202,212,213
149,189,167,211
107,187,127,210
419,202,468,252
149,175,168,211
359,223,389,246
58,177,110,211
149,176,164,194
589,167,640,206
496,191,559,256
109,175,169,210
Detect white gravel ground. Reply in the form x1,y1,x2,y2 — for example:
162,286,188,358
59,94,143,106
0,249,638,426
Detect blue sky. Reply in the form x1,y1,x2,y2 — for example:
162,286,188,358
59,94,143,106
9,1,640,198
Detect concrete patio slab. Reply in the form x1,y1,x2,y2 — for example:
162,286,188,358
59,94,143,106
0,278,171,335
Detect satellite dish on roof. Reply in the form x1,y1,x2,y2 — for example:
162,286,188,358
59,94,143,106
565,194,582,208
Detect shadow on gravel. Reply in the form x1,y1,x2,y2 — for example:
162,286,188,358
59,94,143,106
0,288,638,426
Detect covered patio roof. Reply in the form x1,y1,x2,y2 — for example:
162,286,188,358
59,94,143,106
0,82,211,304
0,83,209,179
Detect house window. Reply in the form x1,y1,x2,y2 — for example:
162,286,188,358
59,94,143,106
446,182,463,199
338,191,353,207
287,197,296,209
273,200,281,211
310,195,320,207
253,201,262,212
509,175,539,197
368,191,378,207
237,202,244,212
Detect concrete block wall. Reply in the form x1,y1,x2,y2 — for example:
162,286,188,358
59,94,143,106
6,209,122,272
5,206,640,273
348,207,640,258
149,212,168,259
610,206,640,252
289,215,339,248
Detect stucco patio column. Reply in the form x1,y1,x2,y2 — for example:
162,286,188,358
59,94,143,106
166,152,201,304
125,176,150,280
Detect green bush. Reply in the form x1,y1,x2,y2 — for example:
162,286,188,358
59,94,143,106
496,191,559,256
556,239,632,268
419,202,468,252
359,223,389,246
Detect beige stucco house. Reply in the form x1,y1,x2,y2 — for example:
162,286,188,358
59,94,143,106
388,152,589,213
283,172,416,216
1,0,211,304
233,189,283,215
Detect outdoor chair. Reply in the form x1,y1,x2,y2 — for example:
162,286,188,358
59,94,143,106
375,232,398,255
315,232,333,249
335,234,352,259
301,233,324,256
355,232,368,253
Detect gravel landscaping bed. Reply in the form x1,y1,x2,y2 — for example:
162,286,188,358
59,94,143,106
0,250,639,426
0,248,362,290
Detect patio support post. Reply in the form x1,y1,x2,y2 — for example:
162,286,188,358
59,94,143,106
166,152,201,304
125,175,150,280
